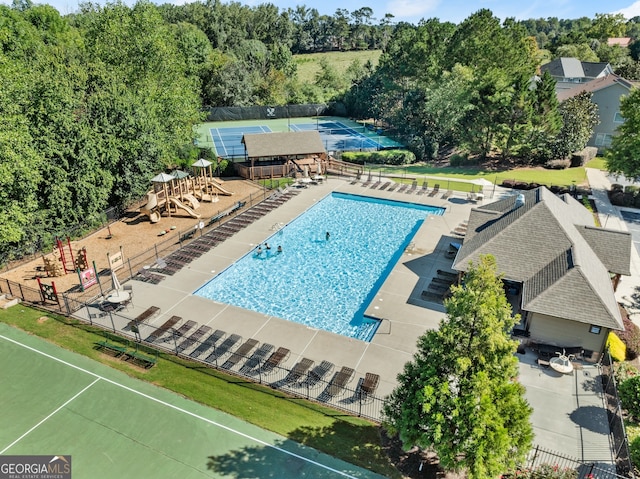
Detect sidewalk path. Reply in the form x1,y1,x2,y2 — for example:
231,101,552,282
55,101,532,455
586,168,640,321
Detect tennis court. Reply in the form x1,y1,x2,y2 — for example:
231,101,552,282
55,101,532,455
0,323,384,479
203,117,403,159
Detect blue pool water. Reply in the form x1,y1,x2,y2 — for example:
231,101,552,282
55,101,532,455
195,192,444,341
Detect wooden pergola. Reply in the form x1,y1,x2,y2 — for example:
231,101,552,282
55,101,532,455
238,131,326,180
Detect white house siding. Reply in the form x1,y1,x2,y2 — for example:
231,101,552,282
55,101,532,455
528,312,608,359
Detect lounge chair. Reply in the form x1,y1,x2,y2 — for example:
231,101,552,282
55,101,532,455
350,173,361,185
386,182,398,192
260,347,290,374
189,329,225,358
361,173,372,187
358,372,380,398
379,181,391,190
143,315,180,343
326,366,355,398
396,182,409,193
417,181,428,195
176,325,212,354
221,338,259,370
297,360,334,389
274,358,315,386
442,189,453,200
406,179,417,193
204,334,242,364
428,184,440,197
240,343,274,374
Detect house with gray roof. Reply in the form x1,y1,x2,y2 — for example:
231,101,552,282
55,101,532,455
540,57,613,93
453,187,631,360
557,74,635,151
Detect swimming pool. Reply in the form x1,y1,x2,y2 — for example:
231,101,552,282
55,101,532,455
194,192,444,341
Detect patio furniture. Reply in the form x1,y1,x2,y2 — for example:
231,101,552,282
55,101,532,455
189,329,225,358
176,325,212,354
417,181,428,195
297,360,335,389
428,184,440,197
143,315,180,343
276,358,315,386
326,366,355,398
549,350,575,374
260,347,291,374
204,334,242,364
240,343,275,374
221,338,259,370
359,372,380,398
406,179,417,194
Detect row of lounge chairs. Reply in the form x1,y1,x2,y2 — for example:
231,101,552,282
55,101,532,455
353,176,454,199
129,311,381,401
143,190,299,278
421,269,459,302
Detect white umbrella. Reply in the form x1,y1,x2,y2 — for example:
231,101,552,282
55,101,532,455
111,269,121,291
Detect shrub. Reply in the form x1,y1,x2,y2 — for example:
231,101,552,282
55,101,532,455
610,191,625,206
341,149,414,166
501,179,516,188
504,464,578,478
514,181,529,190
624,193,636,207
545,159,570,169
449,153,468,167
611,183,624,193
615,361,639,383
607,332,627,362
570,147,598,167
630,435,640,468
618,317,640,360
625,185,639,196
619,375,640,420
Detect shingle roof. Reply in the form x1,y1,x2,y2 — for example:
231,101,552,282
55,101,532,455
453,187,628,330
541,58,611,79
577,226,632,275
556,74,633,102
242,131,325,158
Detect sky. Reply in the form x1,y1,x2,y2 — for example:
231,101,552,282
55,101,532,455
9,0,640,25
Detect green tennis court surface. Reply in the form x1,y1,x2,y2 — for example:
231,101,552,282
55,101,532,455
0,323,384,479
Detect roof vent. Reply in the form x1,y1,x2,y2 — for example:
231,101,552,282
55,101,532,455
514,194,525,209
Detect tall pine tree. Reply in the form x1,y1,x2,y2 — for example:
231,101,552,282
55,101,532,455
384,255,533,479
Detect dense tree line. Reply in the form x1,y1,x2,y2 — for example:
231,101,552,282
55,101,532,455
0,1,634,262
348,10,599,162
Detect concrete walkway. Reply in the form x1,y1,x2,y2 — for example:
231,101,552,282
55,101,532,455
586,168,640,321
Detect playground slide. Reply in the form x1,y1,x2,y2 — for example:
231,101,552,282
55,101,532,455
181,193,201,210
168,197,201,219
208,180,233,196
141,192,162,223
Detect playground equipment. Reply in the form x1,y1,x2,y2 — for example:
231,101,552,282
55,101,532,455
140,172,202,223
192,158,233,197
75,247,89,271
41,237,77,276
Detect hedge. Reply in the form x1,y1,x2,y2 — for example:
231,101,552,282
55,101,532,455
607,332,627,362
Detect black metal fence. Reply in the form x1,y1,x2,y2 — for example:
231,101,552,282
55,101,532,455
0,186,385,423
526,445,630,479
601,350,635,477
83,308,384,421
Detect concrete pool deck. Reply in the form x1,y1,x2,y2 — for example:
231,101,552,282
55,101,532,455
79,177,499,400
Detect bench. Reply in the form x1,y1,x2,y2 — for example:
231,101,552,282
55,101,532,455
123,350,157,369
96,340,128,357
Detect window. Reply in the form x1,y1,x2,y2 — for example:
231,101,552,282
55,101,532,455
614,112,625,123
589,325,602,334
595,134,613,147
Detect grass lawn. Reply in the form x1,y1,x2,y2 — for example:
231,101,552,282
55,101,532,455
0,306,400,478
294,50,382,84
362,158,610,192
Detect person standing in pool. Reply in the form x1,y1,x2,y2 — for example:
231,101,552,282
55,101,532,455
326,231,330,241
277,245,283,253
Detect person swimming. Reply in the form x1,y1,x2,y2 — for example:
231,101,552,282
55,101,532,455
256,245,262,255
277,245,283,253
325,231,330,241
265,242,271,250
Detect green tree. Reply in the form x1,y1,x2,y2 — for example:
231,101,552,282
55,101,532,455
606,88,640,179
552,91,599,159
588,13,627,41
383,255,533,479
555,43,599,61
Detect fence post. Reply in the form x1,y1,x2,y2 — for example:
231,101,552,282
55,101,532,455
108,311,116,332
